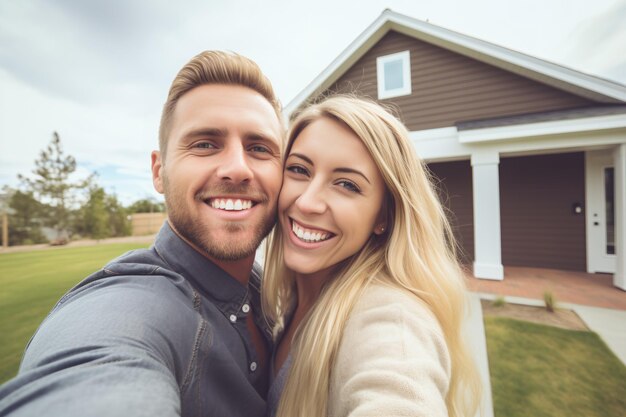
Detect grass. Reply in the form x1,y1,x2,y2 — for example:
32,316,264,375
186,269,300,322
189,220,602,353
3,248,626,417
0,243,149,383
485,316,626,417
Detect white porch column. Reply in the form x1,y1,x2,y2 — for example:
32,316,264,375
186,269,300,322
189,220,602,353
614,144,626,290
471,151,504,280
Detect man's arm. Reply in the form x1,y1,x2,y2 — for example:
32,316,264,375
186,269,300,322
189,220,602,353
0,275,201,417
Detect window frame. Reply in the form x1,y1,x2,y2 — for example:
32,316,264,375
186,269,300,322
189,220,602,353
376,50,412,100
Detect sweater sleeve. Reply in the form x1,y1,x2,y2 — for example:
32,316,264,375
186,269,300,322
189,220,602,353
328,285,451,417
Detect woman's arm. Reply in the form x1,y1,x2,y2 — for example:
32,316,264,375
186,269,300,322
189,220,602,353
329,285,451,417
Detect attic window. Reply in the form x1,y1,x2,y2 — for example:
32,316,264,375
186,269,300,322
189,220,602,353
376,51,411,99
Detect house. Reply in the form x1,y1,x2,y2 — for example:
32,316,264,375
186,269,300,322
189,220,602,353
286,10,626,289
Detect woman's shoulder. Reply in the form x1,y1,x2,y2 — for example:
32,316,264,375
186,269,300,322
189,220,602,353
329,283,451,416
344,282,449,363
352,282,439,325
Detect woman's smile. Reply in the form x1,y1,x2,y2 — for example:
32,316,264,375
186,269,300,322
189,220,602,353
279,117,386,277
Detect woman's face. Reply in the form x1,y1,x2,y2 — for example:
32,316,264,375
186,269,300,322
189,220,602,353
279,117,386,279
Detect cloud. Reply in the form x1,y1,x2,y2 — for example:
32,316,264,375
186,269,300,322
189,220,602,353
2,0,625,207
0,0,186,105
560,1,626,83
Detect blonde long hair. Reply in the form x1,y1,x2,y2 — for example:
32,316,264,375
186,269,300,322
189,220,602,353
263,96,480,417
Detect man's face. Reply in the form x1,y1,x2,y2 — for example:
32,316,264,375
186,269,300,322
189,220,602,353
152,84,283,262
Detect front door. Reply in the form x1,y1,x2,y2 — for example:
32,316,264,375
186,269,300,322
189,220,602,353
585,151,616,273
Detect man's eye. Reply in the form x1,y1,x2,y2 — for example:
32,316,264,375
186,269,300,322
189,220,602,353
193,142,216,149
336,180,361,193
286,165,308,175
249,145,270,153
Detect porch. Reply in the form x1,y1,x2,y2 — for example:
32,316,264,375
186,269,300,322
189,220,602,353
466,266,626,310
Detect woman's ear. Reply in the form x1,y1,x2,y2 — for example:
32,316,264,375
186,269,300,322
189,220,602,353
373,197,389,235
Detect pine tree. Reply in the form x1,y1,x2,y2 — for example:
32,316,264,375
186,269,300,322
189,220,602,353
19,132,93,240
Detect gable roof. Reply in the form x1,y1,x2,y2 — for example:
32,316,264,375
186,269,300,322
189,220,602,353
286,9,626,116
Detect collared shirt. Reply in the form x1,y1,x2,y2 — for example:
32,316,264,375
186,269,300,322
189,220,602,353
0,222,273,417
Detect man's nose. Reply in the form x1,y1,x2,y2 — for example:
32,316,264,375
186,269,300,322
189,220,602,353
216,143,253,183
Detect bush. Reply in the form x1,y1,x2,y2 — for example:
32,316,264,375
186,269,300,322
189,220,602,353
492,295,507,307
543,291,557,312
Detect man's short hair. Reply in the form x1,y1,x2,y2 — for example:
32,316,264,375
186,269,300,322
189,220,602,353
158,51,283,156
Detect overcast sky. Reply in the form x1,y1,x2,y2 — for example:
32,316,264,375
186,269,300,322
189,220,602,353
1,0,625,205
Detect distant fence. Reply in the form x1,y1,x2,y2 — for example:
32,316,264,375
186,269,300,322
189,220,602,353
130,213,167,236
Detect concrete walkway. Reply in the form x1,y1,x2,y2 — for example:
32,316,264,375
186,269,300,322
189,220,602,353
466,294,494,417
569,304,626,365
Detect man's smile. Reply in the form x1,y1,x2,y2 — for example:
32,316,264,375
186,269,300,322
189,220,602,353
208,198,254,211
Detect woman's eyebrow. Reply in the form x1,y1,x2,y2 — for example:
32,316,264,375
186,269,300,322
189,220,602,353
334,167,371,184
288,153,371,184
289,153,313,165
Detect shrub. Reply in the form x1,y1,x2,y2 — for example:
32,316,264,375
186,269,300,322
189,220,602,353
543,291,557,312
492,295,507,307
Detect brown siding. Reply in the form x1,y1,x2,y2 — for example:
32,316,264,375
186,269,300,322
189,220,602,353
327,31,595,130
499,153,586,271
428,160,474,264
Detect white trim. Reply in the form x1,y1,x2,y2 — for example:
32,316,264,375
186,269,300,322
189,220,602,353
585,151,617,274
285,16,390,116
286,9,626,116
472,157,503,281
409,126,458,142
471,150,500,166
473,262,504,280
377,50,412,99
458,114,626,144
614,144,626,290
409,121,626,162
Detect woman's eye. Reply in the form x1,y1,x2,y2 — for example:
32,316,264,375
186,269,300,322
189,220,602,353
286,165,308,175
337,180,361,193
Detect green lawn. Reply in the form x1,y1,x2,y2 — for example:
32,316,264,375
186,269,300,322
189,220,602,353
485,316,626,417
3,248,626,417
0,243,149,383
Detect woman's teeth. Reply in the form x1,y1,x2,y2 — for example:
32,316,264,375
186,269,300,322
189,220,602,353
210,198,253,211
292,220,331,243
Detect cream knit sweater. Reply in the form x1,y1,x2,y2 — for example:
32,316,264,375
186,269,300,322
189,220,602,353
328,283,451,417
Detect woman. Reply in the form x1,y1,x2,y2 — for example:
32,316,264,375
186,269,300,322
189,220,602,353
262,96,481,417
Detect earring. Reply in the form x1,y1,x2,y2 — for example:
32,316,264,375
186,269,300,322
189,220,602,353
375,225,386,234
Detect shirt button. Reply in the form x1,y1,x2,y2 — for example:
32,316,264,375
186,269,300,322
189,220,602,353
250,362,257,372
229,314,237,323
242,304,250,313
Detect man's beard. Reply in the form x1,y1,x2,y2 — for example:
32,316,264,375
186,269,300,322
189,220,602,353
164,176,276,261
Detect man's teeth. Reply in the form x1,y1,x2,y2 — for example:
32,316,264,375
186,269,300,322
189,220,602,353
210,198,253,211
292,221,330,243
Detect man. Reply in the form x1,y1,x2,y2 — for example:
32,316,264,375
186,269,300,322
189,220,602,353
0,51,284,416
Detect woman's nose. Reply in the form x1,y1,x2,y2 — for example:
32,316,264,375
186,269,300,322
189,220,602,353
294,181,327,215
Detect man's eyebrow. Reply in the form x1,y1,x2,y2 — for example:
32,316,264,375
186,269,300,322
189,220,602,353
181,128,226,141
245,132,280,148
288,153,371,184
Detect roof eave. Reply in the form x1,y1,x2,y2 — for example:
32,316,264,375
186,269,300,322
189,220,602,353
286,9,626,118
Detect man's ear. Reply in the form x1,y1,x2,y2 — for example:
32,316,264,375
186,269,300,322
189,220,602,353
151,151,164,194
